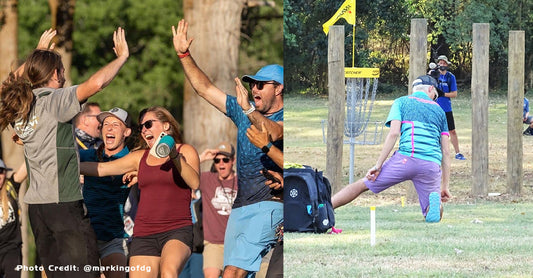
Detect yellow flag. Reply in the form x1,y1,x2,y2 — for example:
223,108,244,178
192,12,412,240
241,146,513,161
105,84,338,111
322,0,356,35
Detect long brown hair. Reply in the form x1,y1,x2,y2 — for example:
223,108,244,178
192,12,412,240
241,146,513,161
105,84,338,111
1,182,8,223
134,106,183,150
0,49,64,130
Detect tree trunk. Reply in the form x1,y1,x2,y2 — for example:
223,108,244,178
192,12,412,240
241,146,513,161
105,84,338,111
182,0,243,170
49,0,75,87
1,2,29,277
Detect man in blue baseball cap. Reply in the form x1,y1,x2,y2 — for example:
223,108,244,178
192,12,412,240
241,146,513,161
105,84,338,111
332,75,451,223
172,19,283,278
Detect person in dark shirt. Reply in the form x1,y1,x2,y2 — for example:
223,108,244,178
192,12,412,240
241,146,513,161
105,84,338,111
0,159,27,278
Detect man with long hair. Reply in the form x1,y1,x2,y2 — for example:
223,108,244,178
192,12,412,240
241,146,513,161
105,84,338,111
0,27,129,277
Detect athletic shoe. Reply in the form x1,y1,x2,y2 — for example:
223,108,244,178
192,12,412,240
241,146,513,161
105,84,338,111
328,226,343,234
455,153,466,160
425,192,441,223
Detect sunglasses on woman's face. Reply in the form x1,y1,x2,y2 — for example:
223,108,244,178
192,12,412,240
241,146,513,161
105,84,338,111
249,81,276,90
214,157,230,164
138,119,157,132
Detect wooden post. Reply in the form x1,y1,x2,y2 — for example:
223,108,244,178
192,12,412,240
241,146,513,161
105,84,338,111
408,19,428,95
507,31,525,195
471,23,490,197
326,26,345,194
406,19,427,201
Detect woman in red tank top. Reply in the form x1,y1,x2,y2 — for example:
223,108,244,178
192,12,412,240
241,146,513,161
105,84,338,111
81,106,200,278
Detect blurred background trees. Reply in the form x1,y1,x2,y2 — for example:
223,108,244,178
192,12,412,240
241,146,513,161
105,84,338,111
284,0,533,95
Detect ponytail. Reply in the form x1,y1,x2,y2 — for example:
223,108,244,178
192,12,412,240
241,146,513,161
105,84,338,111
0,72,35,131
0,49,63,131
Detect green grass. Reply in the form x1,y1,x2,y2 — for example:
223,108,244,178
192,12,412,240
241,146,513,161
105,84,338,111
284,92,533,277
285,202,533,277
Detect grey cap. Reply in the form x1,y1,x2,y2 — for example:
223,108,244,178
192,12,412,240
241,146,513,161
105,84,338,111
97,107,132,128
412,75,438,88
436,55,452,65
0,159,13,171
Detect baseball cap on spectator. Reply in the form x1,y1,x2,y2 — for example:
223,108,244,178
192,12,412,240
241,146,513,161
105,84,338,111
436,55,452,65
0,159,13,172
242,64,283,85
97,107,132,128
216,141,235,157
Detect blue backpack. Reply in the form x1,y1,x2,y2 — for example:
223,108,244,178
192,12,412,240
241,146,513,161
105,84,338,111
284,165,335,233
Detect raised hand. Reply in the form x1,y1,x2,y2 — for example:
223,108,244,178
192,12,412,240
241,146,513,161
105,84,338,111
235,77,252,111
36,28,56,50
112,27,129,59
199,149,219,163
172,19,194,55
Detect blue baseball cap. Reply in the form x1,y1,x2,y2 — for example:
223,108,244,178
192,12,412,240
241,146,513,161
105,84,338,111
242,64,283,85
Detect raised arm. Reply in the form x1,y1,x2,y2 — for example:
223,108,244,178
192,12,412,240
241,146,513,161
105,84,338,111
172,19,227,113
198,148,219,163
10,29,57,78
76,27,129,102
81,150,142,177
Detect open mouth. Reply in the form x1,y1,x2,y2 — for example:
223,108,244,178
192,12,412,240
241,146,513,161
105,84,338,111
144,134,154,146
105,134,116,144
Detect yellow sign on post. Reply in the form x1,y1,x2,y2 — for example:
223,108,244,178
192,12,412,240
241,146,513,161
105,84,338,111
345,67,380,78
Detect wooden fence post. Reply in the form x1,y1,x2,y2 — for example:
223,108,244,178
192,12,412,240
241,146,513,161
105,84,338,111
408,19,428,95
507,30,525,195
471,23,490,197
326,26,346,194
406,19,427,201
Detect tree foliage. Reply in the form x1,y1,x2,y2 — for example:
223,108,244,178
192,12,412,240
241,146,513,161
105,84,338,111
285,0,533,95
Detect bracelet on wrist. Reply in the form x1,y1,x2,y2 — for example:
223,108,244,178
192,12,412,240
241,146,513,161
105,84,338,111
243,106,255,115
178,51,190,59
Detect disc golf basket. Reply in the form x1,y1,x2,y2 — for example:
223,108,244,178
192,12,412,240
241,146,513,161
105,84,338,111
322,76,382,183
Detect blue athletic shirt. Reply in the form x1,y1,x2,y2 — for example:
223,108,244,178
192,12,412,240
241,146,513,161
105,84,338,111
225,95,283,208
386,91,449,165
524,98,529,118
80,147,130,242
436,72,458,112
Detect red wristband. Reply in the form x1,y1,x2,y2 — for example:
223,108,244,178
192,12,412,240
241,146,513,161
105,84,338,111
178,51,190,59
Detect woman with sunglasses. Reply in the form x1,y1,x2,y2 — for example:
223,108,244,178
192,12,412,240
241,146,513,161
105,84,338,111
197,142,237,278
81,106,200,278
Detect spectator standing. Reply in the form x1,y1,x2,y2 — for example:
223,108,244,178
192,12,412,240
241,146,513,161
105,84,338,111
173,19,283,277
73,102,102,150
80,107,133,278
435,55,466,160
81,106,200,278
198,142,237,278
523,93,533,135
0,160,26,278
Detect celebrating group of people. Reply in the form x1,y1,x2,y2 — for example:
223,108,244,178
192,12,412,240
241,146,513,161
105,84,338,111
0,18,283,278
